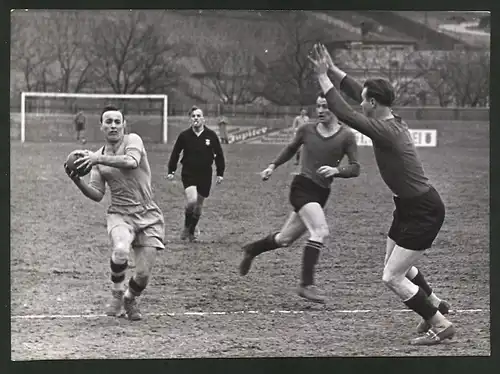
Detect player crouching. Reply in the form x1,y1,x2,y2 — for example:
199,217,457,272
64,105,165,321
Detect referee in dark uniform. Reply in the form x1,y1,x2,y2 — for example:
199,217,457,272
167,106,225,242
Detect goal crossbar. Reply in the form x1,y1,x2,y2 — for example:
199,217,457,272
20,92,168,143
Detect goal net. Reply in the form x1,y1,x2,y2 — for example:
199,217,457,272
14,92,168,143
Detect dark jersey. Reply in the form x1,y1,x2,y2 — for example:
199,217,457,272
324,76,430,198
272,122,360,189
168,126,225,177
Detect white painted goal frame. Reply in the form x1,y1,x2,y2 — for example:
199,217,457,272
20,92,169,143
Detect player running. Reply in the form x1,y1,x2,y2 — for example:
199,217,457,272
167,106,226,242
292,109,309,165
64,105,165,321
309,43,454,345
239,92,360,303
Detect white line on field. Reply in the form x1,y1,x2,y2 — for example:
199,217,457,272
10,308,487,320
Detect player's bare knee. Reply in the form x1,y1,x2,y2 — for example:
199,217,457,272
309,224,329,242
134,271,150,287
382,268,403,289
275,232,291,247
111,242,130,264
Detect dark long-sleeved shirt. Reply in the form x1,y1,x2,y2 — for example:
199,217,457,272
323,75,430,198
168,127,225,177
271,122,360,189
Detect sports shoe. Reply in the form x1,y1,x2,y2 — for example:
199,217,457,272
188,233,198,243
417,300,451,333
123,296,142,321
105,290,124,317
239,245,256,276
297,285,325,304
410,324,456,346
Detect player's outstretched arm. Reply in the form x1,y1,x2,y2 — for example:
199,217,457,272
65,165,105,202
212,132,225,178
167,132,185,176
270,127,304,168
319,44,363,104
335,132,361,178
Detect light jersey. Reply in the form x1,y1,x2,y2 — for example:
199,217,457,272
272,122,360,189
293,115,309,133
89,133,157,215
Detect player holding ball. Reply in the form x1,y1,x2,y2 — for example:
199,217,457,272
64,105,165,321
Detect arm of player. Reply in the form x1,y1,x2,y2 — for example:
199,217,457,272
335,132,360,178
74,168,105,202
318,73,388,144
269,126,304,168
212,133,225,177
167,133,184,175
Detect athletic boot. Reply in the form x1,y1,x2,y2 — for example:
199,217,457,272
123,296,142,321
105,290,124,317
417,300,451,333
297,285,325,304
410,324,456,346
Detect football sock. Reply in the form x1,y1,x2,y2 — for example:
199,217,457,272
190,212,201,235
110,258,128,291
246,232,280,256
125,277,146,299
300,240,323,287
404,287,438,321
408,269,442,307
184,206,195,229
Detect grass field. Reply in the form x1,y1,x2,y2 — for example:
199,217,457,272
10,120,490,359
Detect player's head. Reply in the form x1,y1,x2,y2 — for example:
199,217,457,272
361,78,395,118
300,108,307,117
189,105,205,131
100,105,126,143
316,92,336,125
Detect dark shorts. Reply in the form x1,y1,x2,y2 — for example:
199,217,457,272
388,185,445,251
182,170,212,198
289,174,330,213
75,122,85,132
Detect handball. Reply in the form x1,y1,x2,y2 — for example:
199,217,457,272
66,150,91,176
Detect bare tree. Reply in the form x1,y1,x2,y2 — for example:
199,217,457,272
44,11,95,93
416,49,489,107
191,44,258,104
334,47,430,106
10,13,56,92
86,11,183,94
256,11,326,105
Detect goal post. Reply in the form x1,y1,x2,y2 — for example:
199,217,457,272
18,92,168,143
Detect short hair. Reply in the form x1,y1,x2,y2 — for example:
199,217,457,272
363,78,395,107
188,105,203,116
316,90,326,100
100,105,124,122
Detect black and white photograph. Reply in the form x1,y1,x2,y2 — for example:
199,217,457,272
10,9,490,360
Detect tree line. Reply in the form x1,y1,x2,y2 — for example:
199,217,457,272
11,10,490,108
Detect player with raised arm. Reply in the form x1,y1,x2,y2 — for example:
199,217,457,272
239,92,360,303
167,106,225,242
64,105,165,321
309,44,454,345
292,109,310,165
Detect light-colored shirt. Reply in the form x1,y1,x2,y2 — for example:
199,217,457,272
89,133,157,214
292,115,309,132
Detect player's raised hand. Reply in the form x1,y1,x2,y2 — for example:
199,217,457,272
317,166,339,178
261,164,275,181
307,44,328,75
166,173,175,181
64,162,80,182
319,43,336,71
216,176,223,184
